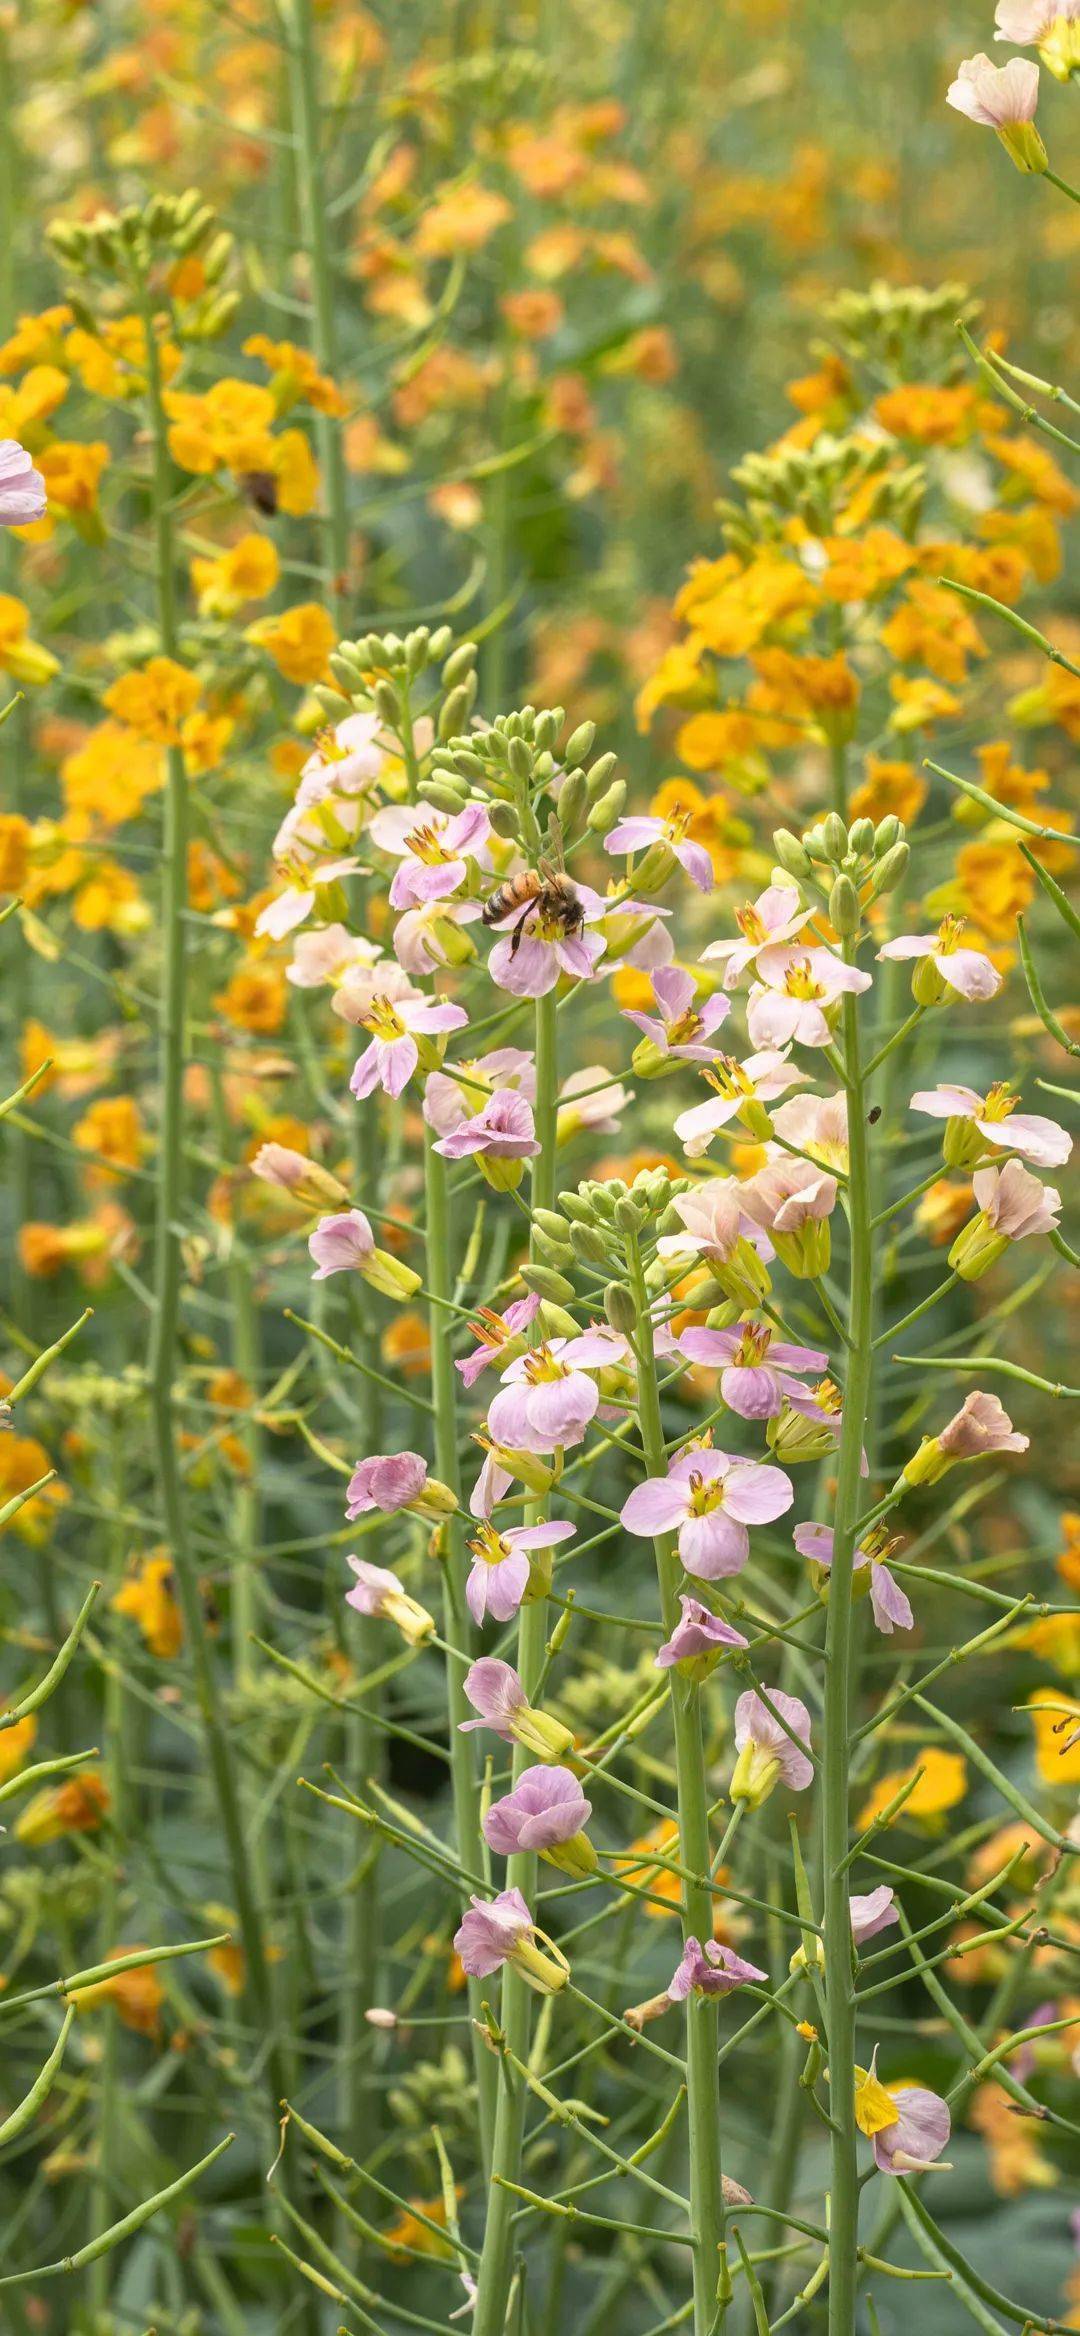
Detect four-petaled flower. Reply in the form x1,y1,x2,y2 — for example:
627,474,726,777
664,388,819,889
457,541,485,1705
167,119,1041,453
678,1322,829,1421
668,1937,768,1999
747,945,872,1051
622,965,731,1063
465,1518,574,1625
621,1445,794,1579
701,882,811,988
349,991,468,1099
604,812,714,892
794,1521,914,1636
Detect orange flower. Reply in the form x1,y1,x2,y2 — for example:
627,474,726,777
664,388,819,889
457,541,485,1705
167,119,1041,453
854,1749,967,1832
15,1768,109,1844
190,532,280,618
73,859,151,936
0,1434,68,1544
76,1949,166,2038
0,813,31,892
103,658,200,746
214,961,288,1035
820,528,916,605
848,756,927,827
0,1712,37,1786
383,1311,431,1378
246,602,335,686
914,1180,973,1247
881,580,986,685
243,335,348,417
969,2084,1057,2197
874,382,979,447
953,839,1036,940
1058,1513,1080,1595
112,1554,184,1659
413,180,511,259
888,674,960,733
500,289,563,339
73,1095,146,1184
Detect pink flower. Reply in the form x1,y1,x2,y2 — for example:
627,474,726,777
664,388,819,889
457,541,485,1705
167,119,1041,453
349,991,468,1100
254,855,359,941
344,1558,434,1644
677,1321,828,1421
346,1451,438,1520
453,1887,568,1992
465,1518,574,1625
877,917,1002,1004
308,1208,374,1277
488,1332,628,1455
0,439,47,527
392,897,485,976
770,1090,849,1173
702,883,811,988
424,1049,535,1136
487,883,607,998
455,1294,542,1389
731,1688,814,1802
972,1157,1061,1237
483,1765,595,1874
674,1050,809,1158
668,1938,767,2000
947,50,1040,125
739,1155,839,1277
556,1067,631,1136
369,800,492,909
909,1083,1071,1169
938,1390,1029,1460
250,1143,348,1210
622,966,732,1063
287,927,381,990
864,2071,951,2176
459,1658,574,1760
850,1887,899,1946
657,1178,771,1270
435,1089,540,1168
332,956,417,1027
620,1445,794,1580
295,712,384,810
604,812,714,892
655,1595,748,1676
747,945,872,1051
996,0,1080,44
794,1521,914,1636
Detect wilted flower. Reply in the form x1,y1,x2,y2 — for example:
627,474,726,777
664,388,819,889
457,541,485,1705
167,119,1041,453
668,1937,767,1999
747,945,872,1051
794,1521,914,1635
949,1158,1061,1279
621,1444,793,1579
947,53,1048,171
460,1658,574,1760
902,1390,1029,1486
76,1949,166,2038
250,1143,349,1212
854,2053,952,2174
0,439,47,527
850,1887,900,1946
483,1765,596,1875
465,1518,574,1625
678,1322,828,1420
701,883,811,989
909,1082,1071,1170
877,916,1002,1005
453,1887,568,1992
345,1451,457,1522
308,1207,421,1297
655,1595,748,1679
16,1769,109,1845
730,1689,813,1806
345,1558,435,1645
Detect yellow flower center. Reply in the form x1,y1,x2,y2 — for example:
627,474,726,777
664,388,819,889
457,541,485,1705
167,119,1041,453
362,993,406,1041
981,1082,1017,1123
686,1470,725,1517
704,1055,754,1101
667,1008,704,1046
404,820,456,866
734,1323,771,1366
523,1345,569,1386
811,1378,842,1416
736,903,766,944
935,913,966,956
468,1523,509,1567
783,957,825,1001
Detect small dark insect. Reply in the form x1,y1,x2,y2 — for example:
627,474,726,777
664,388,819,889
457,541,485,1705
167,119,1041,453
241,469,279,516
482,863,586,958
867,1105,882,1124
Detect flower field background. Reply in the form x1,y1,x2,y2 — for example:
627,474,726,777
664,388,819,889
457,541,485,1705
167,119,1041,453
0,2,1078,2333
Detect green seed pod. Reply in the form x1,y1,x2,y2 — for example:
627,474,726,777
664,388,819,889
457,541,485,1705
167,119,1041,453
563,720,596,768
772,829,813,881
603,1282,638,1337
417,780,468,816
828,874,861,936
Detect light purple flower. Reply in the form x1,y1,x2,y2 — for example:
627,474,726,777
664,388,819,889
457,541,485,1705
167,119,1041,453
732,1689,814,1799
678,1322,828,1421
909,1082,1071,1169
487,882,607,998
454,1887,533,1976
850,1887,899,1946
877,917,1002,1003
947,51,1041,128
465,1518,574,1625
308,1208,376,1279
621,1445,794,1580
345,1557,434,1643
459,1658,573,1760
655,1595,749,1675
424,1048,535,1136
369,800,492,909
346,1451,442,1521
938,1390,1029,1460
0,439,47,527
702,883,811,988
604,812,714,892
623,966,731,1063
483,1765,593,1871
435,1087,540,1166
295,712,384,810
668,1937,767,2000
794,1521,914,1636
455,1293,542,1389
392,896,485,976
674,1050,810,1158
287,926,381,991
332,955,417,1027
349,991,468,1100
747,946,872,1051
488,1331,628,1455
770,1090,849,1173
869,2077,952,2175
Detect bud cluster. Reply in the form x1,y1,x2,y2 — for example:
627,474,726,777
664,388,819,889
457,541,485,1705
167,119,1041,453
823,280,982,382
47,190,237,340
427,705,623,839
719,431,924,552
772,810,909,930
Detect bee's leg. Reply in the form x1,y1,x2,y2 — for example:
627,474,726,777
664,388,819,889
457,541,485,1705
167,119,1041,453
508,903,533,959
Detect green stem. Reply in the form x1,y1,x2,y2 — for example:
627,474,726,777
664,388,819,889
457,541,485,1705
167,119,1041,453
471,988,558,2336
628,1226,728,2336
821,964,875,2333
286,0,349,612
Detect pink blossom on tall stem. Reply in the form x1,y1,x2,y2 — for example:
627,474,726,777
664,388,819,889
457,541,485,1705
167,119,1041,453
657,1178,771,1270
909,1082,1071,1168
747,945,872,1051
677,1321,828,1421
856,2054,952,2175
434,1088,540,1182
877,916,1002,1004
738,1153,839,1277
455,1293,542,1388
620,1444,794,1579
345,1558,434,1644
453,1888,568,1993
701,882,811,988
622,966,732,1063
486,883,607,997
668,1938,767,1999
850,1888,899,1946
392,898,484,975
488,1332,629,1454
556,1067,632,1137
996,0,1080,45
346,1451,454,1521
770,1090,849,1173
0,440,47,526
483,1766,595,1874
794,1521,914,1635
250,1142,348,1210
294,711,385,810
950,1157,1061,1278
465,1518,574,1625
349,992,468,1100
368,801,492,908
937,1390,1029,1460
286,926,382,990
675,1050,809,1157
947,53,1045,170
730,1688,814,1803
604,812,714,891
655,1595,748,1676
308,1208,375,1278
459,1658,574,1760
424,1049,535,1136
254,855,359,940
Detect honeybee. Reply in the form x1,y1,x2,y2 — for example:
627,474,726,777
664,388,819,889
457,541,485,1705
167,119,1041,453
482,861,586,957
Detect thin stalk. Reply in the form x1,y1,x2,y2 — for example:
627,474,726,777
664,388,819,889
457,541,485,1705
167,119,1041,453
471,987,559,2336
285,0,349,611
628,1224,728,2336
821,955,875,2334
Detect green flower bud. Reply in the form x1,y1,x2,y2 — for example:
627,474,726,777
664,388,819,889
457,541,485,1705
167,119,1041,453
772,829,814,881
585,751,618,799
603,1282,638,1337
828,874,861,936
557,769,588,835
427,626,453,661
586,779,626,833
869,839,910,897
847,817,875,858
373,680,399,726
438,683,473,741
519,1264,577,1303
873,815,901,856
569,1222,608,1267
563,720,596,767
822,812,848,865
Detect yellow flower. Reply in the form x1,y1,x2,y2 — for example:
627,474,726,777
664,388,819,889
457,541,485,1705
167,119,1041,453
953,839,1036,940
190,532,280,618
76,1949,165,2037
821,528,917,605
0,595,59,685
61,721,162,834
888,674,960,733
73,859,152,936
246,601,335,685
36,440,111,529
0,1433,68,1544
0,362,69,442
0,305,73,373
413,180,512,259
855,1749,968,1832
73,1094,146,1184
848,756,927,827
1027,1688,1080,1784
243,334,347,417
15,1768,108,1845
0,812,31,892
634,637,707,731
181,709,235,776
165,378,278,475
214,961,288,1035
874,382,980,447
112,1554,184,1659
0,1712,37,1786
987,430,1079,517
67,316,179,401
853,2062,900,2138
1058,1513,1080,1595
881,579,986,685
103,658,200,745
